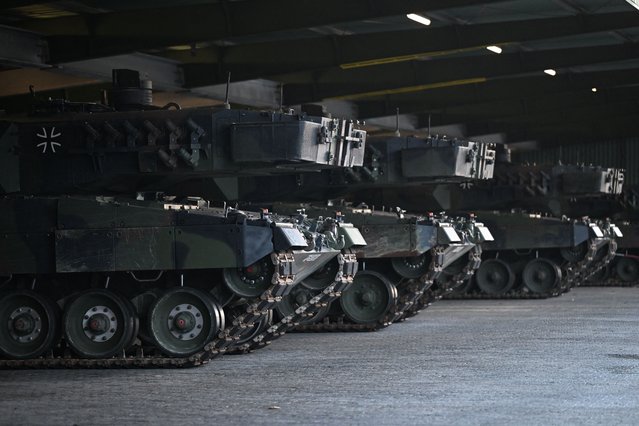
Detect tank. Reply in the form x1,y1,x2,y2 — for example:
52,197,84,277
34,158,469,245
251,204,491,331
453,211,616,298
0,70,367,367
568,185,639,286
371,152,625,298
454,156,624,297
356,148,623,215
228,134,497,330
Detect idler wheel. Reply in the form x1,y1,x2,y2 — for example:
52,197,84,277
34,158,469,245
276,286,329,326
391,253,431,279
300,259,339,290
476,259,516,295
560,243,588,263
223,256,274,298
522,258,562,294
148,287,224,357
340,271,397,324
63,290,137,359
615,257,639,283
0,290,60,359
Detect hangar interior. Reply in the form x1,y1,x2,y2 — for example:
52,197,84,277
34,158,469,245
1,1,639,424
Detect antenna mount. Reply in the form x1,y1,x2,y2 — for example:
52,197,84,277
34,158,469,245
224,72,231,109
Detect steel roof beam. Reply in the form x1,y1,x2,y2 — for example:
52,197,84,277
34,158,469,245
355,68,639,118
16,0,508,39
410,85,639,128
0,24,48,67
466,113,639,146
57,53,184,90
38,0,524,62
1,0,59,8
192,78,281,109
416,102,639,137
178,11,639,86
281,42,639,104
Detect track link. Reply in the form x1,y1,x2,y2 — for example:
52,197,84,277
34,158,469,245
444,233,618,300
230,249,358,350
295,243,483,331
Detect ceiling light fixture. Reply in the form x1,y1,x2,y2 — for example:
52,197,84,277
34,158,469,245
486,45,502,54
591,87,598,92
406,13,431,26
544,69,557,76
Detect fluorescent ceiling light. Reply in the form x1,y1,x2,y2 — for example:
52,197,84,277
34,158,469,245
406,13,431,26
544,69,557,76
486,45,502,54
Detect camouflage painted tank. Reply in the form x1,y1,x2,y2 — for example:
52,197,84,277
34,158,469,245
452,211,617,298
568,186,639,287
378,152,625,298
259,204,493,331
229,134,496,330
0,70,367,367
453,158,624,297
0,197,365,366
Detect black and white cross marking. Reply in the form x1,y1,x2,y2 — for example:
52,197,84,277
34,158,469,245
36,127,62,153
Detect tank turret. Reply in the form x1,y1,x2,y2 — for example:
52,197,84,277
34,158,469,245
207,135,496,202
353,160,624,216
432,161,624,216
0,69,366,196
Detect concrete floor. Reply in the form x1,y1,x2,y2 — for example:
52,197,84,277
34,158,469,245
1,287,638,425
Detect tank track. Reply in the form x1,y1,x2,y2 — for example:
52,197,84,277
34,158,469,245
0,252,297,369
397,244,483,321
585,277,639,287
293,243,483,331
582,252,639,288
583,277,639,287
444,233,617,300
229,249,359,349
577,236,617,283
443,288,550,300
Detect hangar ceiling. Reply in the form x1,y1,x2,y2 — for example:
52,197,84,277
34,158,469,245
1,0,638,149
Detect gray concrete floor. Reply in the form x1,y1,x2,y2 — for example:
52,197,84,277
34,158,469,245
1,287,638,425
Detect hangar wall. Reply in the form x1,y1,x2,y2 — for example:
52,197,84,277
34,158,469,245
513,138,639,185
